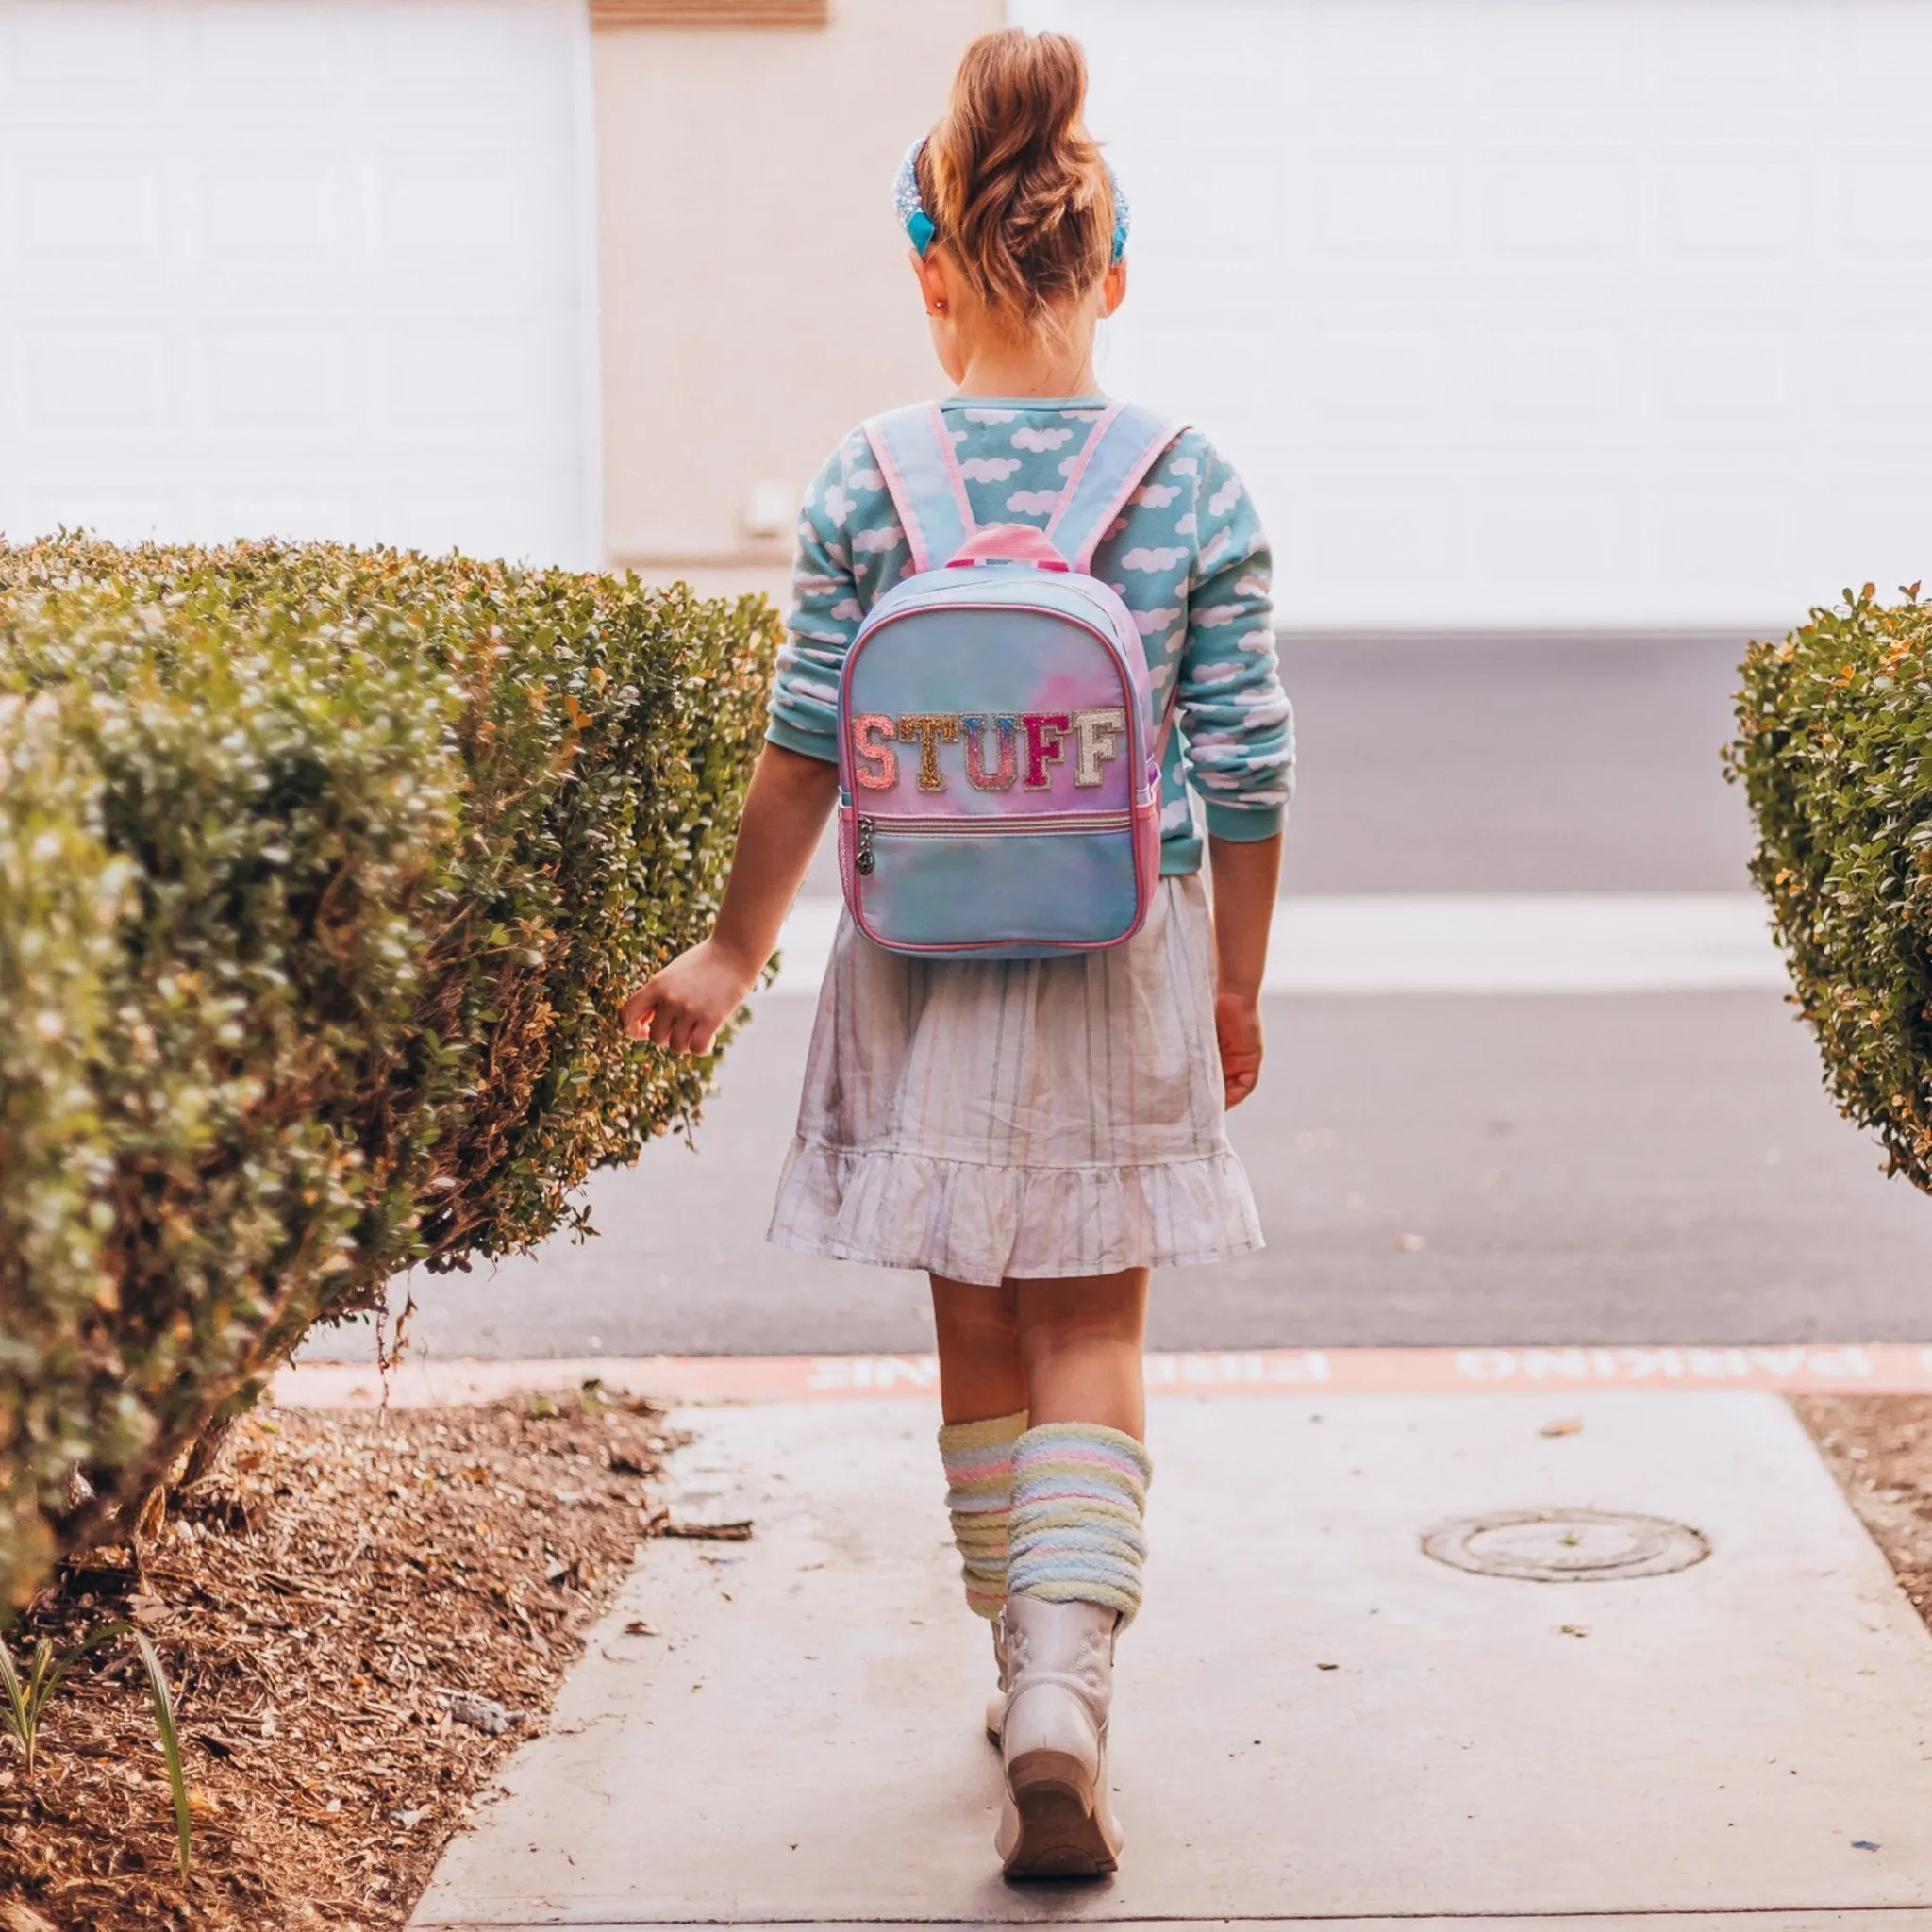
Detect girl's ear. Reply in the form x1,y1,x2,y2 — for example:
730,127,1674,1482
1097,256,1128,321
911,246,952,317
911,246,967,384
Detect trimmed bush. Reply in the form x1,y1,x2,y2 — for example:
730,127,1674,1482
0,538,776,1606
1729,584,1932,1190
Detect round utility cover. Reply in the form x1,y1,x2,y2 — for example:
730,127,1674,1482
1422,1508,1709,1583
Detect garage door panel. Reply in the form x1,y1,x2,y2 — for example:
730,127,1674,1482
1482,327,1625,427
196,168,347,264
1843,0,1932,116
186,8,346,83
1302,325,1454,430
1642,0,1822,112
1127,143,1281,269
1293,481,1460,591
1834,150,1932,258
1482,155,1634,263
19,162,165,262
204,332,355,433
1645,481,1801,594
1478,6,1642,96
25,330,171,431
1309,152,1461,261
1653,153,1811,262
2,5,158,91
1032,0,1932,625
1836,332,1932,424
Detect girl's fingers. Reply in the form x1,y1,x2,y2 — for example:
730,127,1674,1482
622,980,661,1039
1222,1048,1262,1109
663,1010,721,1057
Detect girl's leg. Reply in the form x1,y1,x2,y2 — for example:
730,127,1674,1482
1014,1269,1148,1437
930,1275,1024,1424
930,1276,1029,1630
997,1269,1153,1880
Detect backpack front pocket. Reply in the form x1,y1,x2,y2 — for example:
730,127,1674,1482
846,808,1146,954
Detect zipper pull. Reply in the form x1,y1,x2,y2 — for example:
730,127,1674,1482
855,816,875,876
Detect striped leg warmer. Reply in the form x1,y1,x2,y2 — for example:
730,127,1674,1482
938,1409,1028,1621
1007,1422,1153,1623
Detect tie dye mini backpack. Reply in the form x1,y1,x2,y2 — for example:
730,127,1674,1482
838,400,1183,959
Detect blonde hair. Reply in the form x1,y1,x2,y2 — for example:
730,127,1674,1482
915,28,1116,328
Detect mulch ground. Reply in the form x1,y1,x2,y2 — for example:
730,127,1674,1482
0,1388,691,1931
1793,1395,1932,1624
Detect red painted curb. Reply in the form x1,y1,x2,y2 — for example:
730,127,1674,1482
275,1342,1932,1410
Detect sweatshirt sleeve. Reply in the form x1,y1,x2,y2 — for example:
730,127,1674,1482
1173,439,1294,841
764,431,869,764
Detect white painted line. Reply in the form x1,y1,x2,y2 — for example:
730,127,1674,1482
759,893,1785,997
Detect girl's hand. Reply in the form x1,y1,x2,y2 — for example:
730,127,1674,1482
619,742,841,1057
1215,991,1264,1109
621,938,761,1056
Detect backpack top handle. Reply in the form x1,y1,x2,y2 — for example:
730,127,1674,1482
947,525,1071,570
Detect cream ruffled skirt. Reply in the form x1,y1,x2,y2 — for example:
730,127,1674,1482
767,874,1263,1287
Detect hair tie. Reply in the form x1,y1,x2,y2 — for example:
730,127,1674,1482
892,138,1129,266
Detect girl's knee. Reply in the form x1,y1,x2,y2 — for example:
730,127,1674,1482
1015,1272,1147,1364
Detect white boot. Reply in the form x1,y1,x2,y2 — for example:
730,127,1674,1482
994,1594,1124,1879
985,1612,1009,1744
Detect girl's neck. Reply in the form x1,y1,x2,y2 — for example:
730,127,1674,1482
951,339,1100,401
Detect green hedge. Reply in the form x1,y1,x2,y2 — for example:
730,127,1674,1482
0,538,776,1606
1729,584,1932,1191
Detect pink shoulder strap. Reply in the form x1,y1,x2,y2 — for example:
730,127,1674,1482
860,403,974,574
1046,404,1186,573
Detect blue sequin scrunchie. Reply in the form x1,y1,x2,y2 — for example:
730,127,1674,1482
892,137,1129,263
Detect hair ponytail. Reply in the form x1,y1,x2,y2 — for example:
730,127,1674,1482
916,28,1116,327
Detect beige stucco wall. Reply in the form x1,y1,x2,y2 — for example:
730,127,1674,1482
593,0,1003,590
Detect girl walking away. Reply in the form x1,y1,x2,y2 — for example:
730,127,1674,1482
623,26,1291,1882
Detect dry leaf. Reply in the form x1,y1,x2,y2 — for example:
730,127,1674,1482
1540,1418,1583,1438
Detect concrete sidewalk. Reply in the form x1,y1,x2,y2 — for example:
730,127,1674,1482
411,1389,1932,1927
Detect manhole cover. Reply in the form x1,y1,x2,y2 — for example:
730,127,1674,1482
1422,1508,1708,1582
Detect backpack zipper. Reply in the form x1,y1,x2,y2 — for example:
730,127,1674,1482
856,808,1130,875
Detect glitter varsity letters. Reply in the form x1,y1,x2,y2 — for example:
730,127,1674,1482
962,714,1019,791
1071,707,1127,788
1022,713,1070,791
850,713,898,791
897,713,959,791
851,708,1127,794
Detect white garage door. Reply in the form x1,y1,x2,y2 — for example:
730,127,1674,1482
1019,0,1932,629
0,0,600,567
